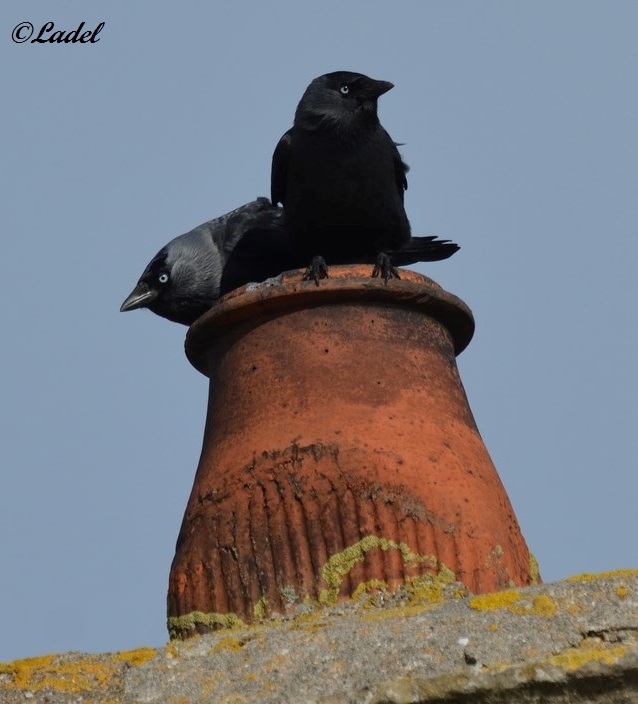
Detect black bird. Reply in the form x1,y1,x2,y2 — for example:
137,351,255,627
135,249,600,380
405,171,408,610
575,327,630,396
120,199,459,327
272,70,420,280
120,198,290,326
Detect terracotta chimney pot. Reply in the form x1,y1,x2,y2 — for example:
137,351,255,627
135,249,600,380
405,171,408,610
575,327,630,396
167,265,537,637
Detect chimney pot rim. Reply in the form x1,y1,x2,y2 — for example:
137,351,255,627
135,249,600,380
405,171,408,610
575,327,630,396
185,265,474,374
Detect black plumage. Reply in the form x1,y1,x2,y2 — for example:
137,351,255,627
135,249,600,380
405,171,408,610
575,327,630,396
272,71,414,277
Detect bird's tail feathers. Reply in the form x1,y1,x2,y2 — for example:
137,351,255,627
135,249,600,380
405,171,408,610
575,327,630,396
389,236,459,265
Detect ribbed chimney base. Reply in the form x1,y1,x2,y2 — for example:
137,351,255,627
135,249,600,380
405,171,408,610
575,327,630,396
168,266,538,638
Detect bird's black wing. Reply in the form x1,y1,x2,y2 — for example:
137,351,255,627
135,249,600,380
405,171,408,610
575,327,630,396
271,129,293,206
207,198,279,258
219,225,296,297
386,130,409,204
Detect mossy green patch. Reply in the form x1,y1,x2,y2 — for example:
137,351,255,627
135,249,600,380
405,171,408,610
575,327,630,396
168,610,246,639
402,573,462,606
357,572,464,622
351,579,389,601
253,596,270,621
318,535,447,605
528,553,541,584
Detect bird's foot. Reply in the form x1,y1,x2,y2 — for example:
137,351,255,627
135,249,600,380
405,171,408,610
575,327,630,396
371,253,401,283
302,256,330,286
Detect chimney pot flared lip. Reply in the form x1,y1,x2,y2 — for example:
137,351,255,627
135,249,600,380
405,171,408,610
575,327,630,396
185,265,474,376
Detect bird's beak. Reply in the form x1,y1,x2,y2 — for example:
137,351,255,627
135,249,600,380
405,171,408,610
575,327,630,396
359,77,394,100
120,281,158,312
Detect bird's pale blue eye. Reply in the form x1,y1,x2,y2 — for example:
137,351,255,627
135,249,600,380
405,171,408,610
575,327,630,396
339,85,349,95
159,273,169,284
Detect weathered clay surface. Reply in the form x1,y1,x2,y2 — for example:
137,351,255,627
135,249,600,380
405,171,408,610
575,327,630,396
169,268,536,634
3,572,636,703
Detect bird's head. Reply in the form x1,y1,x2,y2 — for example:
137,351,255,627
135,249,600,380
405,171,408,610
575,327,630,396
294,71,394,132
120,232,220,326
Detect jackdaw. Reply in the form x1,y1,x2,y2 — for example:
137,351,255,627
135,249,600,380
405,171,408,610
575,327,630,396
120,198,290,326
272,70,421,280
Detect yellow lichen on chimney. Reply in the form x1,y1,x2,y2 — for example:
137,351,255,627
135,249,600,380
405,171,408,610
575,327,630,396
318,535,449,605
168,610,246,639
528,553,541,584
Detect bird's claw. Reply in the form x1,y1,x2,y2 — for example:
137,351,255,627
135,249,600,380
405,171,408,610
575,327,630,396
302,256,330,286
371,253,401,283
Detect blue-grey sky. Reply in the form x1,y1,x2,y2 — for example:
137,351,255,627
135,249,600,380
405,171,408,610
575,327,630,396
2,1,636,662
